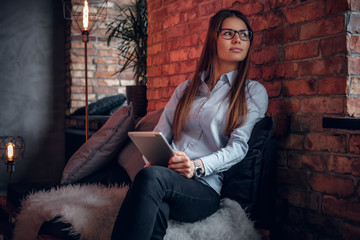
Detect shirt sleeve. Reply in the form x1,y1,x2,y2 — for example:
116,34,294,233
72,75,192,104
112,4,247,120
153,80,190,142
200,81,269,175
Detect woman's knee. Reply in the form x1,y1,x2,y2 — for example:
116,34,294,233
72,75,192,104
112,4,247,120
133,166,170,187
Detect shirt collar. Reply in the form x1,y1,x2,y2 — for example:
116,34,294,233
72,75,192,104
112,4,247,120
201,70,238,85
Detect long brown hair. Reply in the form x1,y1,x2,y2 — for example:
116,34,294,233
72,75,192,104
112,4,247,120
172,9,253,140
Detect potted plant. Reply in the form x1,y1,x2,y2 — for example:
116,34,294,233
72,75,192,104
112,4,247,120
106,0,147,117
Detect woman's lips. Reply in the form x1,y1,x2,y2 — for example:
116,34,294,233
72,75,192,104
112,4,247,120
229,48,243,53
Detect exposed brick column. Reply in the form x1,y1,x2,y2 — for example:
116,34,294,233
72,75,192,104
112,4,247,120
346,1,360,117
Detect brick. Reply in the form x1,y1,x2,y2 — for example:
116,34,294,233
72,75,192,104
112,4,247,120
261,63,281,81
163,13,181,29
286,1,324,24
350,0,360,10
162,62,179,75
93,72,117,79
147,65,162,77
349,77,360,95
299,56,346,76
169,48,188,62
288,151,303,169
93,58,118,64
291,114,323,132
343,223,360,240
282,62,299,79
147,0,163,13
302,153,328,172
248,65,262,80
151,31,167,44
349,135,360,154
252,45,280,64
232,2,264,16
300,15,344,40
167,25,187,39
278,134,304,150
272,113,291,136
148,43,162,55
305,133,347,153
187,19,208,34
326,0,349,13
301,97,344,114
280,188,319,210
310,174,354,197
178,60,197,74
305,211,342,237
167,0,196,14
322,195,360,222
348,13,360,34
328,155,352,174
199,2,222,17
151,76,170,88
267,98,301,114
277,168,309,188
285,41,319,60
349,36,360,53
349,56,360,74
260,80,281,97
169,74,188,87
251,31,263,49
264,25,298,45
318,77,347,95
181,8,198,23
283,79,317,96
252,11,284,31
273,0,298,8
97,79,120,87
152,53,169,66
188,47,202,60
346,97,360,117
320,35,347,57
352,158,360,176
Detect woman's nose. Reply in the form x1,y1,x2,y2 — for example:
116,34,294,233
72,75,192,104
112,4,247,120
232,32,241,43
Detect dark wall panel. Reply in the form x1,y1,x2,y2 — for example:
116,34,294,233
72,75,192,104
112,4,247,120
0,0,66,193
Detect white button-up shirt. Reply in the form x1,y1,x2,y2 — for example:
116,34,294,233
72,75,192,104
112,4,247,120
154,70,268,194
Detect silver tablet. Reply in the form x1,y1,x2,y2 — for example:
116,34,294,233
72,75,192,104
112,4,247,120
128,131,175,167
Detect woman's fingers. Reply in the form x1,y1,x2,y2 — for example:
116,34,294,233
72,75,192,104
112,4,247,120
168,151,194,178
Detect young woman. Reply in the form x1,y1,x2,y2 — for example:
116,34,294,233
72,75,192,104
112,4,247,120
111,9,268,240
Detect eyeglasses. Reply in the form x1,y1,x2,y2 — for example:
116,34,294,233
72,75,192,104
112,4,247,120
218,29,253,41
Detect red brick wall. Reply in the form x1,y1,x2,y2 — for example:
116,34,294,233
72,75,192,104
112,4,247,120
65,0,134,114
147,0,360,239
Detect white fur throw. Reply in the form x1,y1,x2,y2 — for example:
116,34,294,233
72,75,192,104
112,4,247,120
13,184,260,240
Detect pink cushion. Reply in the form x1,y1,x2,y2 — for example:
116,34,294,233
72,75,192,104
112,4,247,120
61,105,135,184
117,108,164,181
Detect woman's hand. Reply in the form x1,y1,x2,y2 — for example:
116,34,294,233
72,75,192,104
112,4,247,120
168,151,195,178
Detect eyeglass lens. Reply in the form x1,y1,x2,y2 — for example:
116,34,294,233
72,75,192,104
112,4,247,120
219,29,252,41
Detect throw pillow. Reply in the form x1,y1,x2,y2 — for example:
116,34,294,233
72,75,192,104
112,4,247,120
116,108,164,181
71,94,126,116
220,116,274,214
61,104,135,184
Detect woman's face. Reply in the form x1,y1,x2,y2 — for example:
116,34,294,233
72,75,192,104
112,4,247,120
216,17,251,69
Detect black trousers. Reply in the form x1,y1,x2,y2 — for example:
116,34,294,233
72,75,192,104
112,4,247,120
111,166,220,240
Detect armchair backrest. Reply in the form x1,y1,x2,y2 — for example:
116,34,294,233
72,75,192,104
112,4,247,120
221,116,276,230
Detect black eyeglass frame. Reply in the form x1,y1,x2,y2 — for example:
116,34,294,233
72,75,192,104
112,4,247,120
218,28,253,41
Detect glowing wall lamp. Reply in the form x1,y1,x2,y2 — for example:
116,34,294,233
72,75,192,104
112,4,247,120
0,136,25,183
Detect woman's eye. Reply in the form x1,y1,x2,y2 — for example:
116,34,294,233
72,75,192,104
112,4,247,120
241,31,249,38
223,31,233,36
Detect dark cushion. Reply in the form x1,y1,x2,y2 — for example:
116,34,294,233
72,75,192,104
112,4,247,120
71,94,126,116
117,108,164,181
61,104,135,184
221,116,274,216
